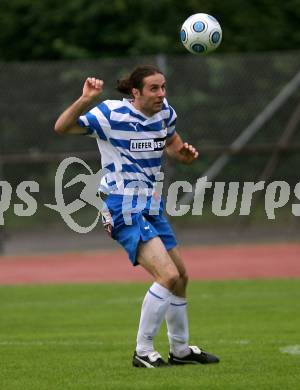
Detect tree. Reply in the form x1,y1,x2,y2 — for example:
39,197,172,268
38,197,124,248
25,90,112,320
0,0,299,60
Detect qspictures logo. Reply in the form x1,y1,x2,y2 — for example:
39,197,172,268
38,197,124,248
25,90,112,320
1,157,300,233
0,157,108,233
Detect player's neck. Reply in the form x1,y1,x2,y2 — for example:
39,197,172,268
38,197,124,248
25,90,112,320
131,100,154,118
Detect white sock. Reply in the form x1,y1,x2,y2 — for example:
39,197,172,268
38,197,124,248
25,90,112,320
165,294,190,358
136,282,172,356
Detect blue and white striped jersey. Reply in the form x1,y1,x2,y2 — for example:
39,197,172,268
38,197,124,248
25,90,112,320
77,98,177,195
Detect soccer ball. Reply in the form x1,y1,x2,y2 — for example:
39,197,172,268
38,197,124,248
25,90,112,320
180,13,222,54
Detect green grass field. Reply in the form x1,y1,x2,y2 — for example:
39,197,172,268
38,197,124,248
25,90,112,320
0,280,299,390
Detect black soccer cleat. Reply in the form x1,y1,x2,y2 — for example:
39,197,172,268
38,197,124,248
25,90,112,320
168,346,220,365
132,351,169,368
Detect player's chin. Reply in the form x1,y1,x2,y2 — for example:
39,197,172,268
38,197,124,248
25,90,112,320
153,103,163,111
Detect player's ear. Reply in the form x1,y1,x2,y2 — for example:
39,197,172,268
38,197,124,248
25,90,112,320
132,88,140,99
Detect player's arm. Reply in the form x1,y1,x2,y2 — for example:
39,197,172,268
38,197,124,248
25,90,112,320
165,132,199,164
54,77,103,135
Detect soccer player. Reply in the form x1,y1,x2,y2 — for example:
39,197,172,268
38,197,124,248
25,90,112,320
54,65,219,368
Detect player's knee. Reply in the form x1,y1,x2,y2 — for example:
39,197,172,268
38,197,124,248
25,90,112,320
181,272,189,288
164,271,180,290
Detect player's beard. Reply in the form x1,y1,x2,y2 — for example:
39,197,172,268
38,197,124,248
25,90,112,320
152,100,163,112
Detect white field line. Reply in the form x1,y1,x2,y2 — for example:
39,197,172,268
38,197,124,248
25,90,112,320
0,297,142,308
0,339,252,347
2,339,298,350
0,340,104,346
279,345,300,355
217,339,251,345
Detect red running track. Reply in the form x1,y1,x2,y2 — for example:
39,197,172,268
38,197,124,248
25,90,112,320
0,243,299,285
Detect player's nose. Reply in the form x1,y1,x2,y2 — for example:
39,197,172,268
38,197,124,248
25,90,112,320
157,88,166,97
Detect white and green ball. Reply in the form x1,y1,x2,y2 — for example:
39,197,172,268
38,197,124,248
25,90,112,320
180,13,222,54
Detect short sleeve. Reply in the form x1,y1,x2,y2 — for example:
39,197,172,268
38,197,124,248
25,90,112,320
165,104,177,138
77,102,111,140
77,116,97,137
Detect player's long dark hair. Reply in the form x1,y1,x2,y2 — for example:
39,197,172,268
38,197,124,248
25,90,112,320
116,65,163,96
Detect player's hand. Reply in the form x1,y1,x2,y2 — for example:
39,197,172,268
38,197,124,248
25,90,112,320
178,142,199,164
82,77,104,101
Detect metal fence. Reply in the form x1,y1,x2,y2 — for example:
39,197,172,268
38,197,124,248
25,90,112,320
1,51,300,252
